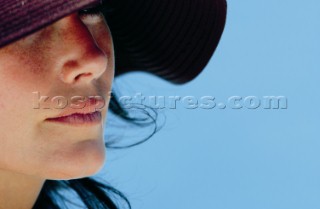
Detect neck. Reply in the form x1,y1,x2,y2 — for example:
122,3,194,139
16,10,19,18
0,169,44,209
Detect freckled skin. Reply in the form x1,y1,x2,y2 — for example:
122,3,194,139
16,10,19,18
0,13,114,180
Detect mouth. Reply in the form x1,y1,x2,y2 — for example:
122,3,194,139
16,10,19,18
44,97,105,127
45,111,102,126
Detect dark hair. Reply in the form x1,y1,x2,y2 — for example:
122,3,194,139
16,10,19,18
33,90,161,209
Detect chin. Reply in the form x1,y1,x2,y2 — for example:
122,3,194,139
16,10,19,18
41,139,107,180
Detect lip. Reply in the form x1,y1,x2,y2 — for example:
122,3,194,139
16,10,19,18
44,97,104,126
45,111,102,126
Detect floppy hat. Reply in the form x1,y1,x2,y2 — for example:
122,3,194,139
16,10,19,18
0,0,227,84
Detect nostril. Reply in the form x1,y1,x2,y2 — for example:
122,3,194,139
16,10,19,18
75,73,92,82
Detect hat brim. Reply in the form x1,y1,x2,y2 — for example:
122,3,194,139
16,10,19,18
103,0,227,84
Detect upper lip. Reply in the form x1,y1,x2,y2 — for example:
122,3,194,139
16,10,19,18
46,97,105,119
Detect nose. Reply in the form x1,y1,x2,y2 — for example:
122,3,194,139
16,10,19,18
55,14,108,85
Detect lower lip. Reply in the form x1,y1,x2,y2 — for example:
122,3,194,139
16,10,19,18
45,111,102,126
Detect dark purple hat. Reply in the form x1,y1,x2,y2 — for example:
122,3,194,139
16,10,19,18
0,0,227,84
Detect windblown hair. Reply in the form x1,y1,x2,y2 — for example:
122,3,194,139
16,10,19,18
33,90,161,209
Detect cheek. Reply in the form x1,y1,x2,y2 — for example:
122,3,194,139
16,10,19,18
96,32,115,101
0,54,42,172
0,51,50,123
91,20,114,64
0,45,52,91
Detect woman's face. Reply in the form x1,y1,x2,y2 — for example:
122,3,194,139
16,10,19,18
0,12,114,179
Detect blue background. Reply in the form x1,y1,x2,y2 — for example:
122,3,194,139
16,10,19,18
98,1,320,209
